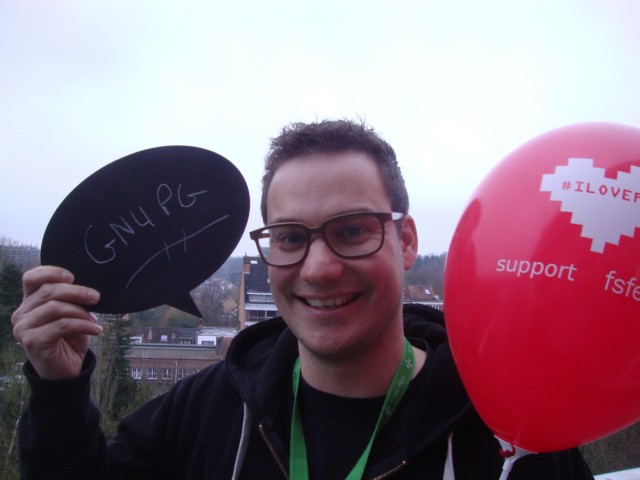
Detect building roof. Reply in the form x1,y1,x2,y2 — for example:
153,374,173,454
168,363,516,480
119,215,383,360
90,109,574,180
245,303,279,312
126,343,217,359
403,284,438,302
127,326,197,344
198,327,238,337
243,256,271,296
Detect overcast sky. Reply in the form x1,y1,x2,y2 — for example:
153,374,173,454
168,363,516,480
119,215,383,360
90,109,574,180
2,0,639,258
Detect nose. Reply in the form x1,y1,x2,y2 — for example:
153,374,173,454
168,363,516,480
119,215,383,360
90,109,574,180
299,235,344,283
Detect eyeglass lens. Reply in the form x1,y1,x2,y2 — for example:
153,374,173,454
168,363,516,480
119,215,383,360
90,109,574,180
257,213,386,266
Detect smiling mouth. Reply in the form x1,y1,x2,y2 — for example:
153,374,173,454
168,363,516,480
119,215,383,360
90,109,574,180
303,293,360,308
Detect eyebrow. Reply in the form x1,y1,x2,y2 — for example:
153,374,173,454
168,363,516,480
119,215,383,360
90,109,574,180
268,208,380,225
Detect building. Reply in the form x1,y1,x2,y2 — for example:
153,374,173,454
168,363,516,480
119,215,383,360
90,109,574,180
403,284,444,311
128,326,198,345
126,343,220,386
125,326,237,387
238,255,279,329
126,255,276,386
0,243,40,271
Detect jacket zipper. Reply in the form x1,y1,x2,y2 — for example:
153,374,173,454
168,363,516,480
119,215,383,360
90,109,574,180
259,423,289,479
370,460,408,480
259,423,407,480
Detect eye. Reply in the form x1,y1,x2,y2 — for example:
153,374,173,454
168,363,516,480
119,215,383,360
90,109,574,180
332,219,379,244
340,225,369,239
271,227,307,250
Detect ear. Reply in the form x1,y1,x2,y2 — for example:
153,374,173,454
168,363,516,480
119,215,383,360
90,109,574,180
399,214,419,270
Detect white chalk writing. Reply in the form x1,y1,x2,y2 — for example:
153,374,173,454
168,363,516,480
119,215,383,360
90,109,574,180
84,182,208,264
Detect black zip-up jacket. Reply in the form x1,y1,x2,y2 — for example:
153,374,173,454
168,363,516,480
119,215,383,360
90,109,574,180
19,305,594,479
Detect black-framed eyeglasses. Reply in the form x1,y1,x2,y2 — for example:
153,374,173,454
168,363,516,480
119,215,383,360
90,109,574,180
249,211,404,267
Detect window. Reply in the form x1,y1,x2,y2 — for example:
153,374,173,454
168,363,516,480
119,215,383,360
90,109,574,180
147,368,157,380
162,368,173,380
177,368,187,380
132,368,142,380
248,310,275,322
248,293,274,303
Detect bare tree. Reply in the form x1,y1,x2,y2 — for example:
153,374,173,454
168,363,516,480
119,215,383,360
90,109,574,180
90,314,136,438
0,346,27,480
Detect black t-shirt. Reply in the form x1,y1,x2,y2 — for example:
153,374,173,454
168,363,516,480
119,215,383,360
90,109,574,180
298,377,384,478
297,348,429,479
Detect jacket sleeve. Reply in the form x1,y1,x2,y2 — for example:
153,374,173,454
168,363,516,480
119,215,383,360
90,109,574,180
452,411,595,479
19,349,181,480
510,448,595,479
19,350,110,480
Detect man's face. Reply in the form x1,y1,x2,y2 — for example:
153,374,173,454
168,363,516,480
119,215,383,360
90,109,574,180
265,150,417,362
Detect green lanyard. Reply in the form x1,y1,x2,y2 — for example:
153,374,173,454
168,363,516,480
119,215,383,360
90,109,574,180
289,338,415,480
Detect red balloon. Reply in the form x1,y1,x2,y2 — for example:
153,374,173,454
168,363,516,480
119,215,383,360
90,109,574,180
444,122,640,452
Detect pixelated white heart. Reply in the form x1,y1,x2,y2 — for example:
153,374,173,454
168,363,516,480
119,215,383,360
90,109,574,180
540,158,640,253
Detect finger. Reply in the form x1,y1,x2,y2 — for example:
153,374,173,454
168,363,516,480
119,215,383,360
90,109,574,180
13,298,96,332
19,317,102,353
22,265,75,298
17,280,100,321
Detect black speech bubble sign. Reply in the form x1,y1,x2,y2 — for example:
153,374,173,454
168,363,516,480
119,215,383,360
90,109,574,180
41,146,250,317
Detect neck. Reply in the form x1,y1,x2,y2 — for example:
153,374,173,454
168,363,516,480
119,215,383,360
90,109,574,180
297,337,426,398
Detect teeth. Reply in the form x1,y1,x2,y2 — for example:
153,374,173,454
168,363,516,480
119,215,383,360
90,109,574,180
306,294,355,308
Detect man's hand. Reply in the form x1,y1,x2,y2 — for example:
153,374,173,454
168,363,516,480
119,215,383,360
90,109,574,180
11,266,103,380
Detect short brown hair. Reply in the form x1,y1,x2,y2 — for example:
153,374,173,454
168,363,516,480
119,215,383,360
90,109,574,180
260,119,409,222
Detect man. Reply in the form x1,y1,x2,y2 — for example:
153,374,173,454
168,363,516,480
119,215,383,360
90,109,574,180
12,119,593,479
